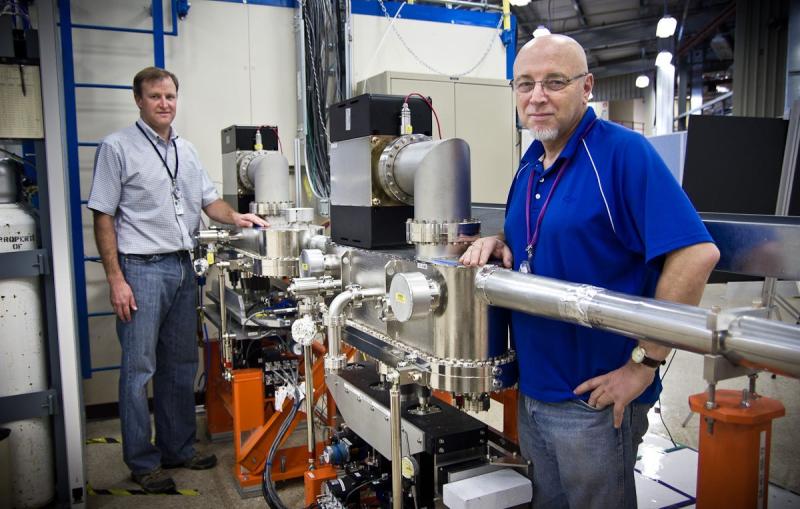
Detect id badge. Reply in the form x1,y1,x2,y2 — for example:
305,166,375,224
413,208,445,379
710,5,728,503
519,260,530,273
173,187,184,216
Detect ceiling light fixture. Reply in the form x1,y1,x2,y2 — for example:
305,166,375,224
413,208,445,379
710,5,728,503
656,15,677,38
635,75,650,88
509,0,532,6
533,25,551,37
655,50,673,68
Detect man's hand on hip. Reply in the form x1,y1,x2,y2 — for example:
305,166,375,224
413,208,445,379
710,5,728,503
573,362,657,428
109,276,137,322
232,212,270,228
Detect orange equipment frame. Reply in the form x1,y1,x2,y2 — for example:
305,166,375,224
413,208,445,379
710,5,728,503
204,340,339,493
689,389,785,509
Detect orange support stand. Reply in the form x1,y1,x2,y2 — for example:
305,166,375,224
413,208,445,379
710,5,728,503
689,389,785,509
204,341,233,437
304,464,338,506
203,340,337,495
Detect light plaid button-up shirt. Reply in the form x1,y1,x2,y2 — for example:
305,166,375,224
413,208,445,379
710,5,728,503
88,120,219,254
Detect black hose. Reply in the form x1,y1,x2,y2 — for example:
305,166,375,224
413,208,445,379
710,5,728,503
262,367,303,508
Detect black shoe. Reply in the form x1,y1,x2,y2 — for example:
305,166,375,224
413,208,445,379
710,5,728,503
163,452,217,470
132,468,176,494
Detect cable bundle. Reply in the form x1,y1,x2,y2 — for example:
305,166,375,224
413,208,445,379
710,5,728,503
262,367,303,508
302,0,345,199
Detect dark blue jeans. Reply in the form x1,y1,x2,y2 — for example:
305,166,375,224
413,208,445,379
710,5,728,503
518,394,651,509
117,252,198,475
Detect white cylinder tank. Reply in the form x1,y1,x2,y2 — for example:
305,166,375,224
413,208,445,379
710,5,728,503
0,202,55,508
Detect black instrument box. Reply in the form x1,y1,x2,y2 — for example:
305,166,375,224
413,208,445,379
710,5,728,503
329,93,433,142
221,125,279,153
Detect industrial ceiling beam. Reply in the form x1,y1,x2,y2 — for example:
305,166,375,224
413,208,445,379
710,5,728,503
572,0,587,27
677,2,736,58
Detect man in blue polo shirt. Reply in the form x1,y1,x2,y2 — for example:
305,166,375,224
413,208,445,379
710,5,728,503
461,35,719,508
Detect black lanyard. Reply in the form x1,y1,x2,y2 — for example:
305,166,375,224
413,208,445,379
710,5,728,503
136,122,179,185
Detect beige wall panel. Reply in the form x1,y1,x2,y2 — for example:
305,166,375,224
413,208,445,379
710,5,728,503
388,78,456,138
352,15,505,83
165,1,251,189
454,82,514,204
247,5,298,166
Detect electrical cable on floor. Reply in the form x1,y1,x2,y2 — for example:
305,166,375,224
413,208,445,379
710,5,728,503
657,350,679,448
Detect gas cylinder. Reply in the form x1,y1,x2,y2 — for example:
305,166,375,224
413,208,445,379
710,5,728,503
0,159,54,508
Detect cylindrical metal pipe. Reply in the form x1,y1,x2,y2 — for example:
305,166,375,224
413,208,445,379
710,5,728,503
246,152,291,204
415,0,502,10
724,316,800,378
217,266,232,378
293,138,304,208
475,267,800,378
0,159,19,204
389,380,402,509
304,344,316,467
326,290,356,372
392,139,472,223
326,287,385,372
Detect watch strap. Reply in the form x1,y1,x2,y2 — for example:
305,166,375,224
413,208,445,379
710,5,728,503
641,355,665,368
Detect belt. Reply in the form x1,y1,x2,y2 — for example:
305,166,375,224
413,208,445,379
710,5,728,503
123,250,191,259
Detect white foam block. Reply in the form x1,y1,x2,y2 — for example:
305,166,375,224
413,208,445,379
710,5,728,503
442,468,532,509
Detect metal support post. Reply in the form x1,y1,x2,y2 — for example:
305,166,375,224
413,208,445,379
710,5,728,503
217,263,232,380
763,99,800,314
304,344,316,468
389,375,402,509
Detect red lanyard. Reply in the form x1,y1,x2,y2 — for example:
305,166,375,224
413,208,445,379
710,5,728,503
524,119,597,263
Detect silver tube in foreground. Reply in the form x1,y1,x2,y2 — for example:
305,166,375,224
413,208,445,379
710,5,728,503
304,344,316,468
326,287,385,373
475,266,800,378
389,380,402,509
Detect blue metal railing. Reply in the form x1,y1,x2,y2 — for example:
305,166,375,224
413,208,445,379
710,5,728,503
59,0,181,378
75,84,133,90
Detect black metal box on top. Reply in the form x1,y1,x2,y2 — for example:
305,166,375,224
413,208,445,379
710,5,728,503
329,93,433,142
220,125,279,153
328,94,434,248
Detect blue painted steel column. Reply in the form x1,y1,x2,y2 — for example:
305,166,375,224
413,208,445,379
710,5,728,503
502,14,517,80
152,0,165,67
58,0,92,379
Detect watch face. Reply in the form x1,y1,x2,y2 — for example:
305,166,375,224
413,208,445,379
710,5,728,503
632,346,645,363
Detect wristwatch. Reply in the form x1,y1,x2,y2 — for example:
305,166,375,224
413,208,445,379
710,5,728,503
631,346,665,368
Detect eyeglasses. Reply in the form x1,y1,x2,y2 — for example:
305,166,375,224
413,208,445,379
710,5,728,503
511,72,588,94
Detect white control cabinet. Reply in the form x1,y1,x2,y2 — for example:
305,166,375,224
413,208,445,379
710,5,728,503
357,71,518,205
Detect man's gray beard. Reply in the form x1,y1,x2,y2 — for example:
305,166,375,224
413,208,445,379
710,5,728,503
528,127,559,141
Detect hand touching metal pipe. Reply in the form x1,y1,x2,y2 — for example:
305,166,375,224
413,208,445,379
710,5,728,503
459,235,513,268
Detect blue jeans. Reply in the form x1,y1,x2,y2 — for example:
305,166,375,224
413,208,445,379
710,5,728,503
518,394,651,509
117,252,198,475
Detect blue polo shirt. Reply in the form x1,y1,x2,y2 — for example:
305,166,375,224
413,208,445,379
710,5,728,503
504,107,712,404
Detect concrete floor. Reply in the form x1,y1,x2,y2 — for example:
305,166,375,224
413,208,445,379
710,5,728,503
84,282,800,507
85,415,306,508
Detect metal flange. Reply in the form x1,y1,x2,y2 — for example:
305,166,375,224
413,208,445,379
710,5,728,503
378,134,430,205
405,219,481,244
